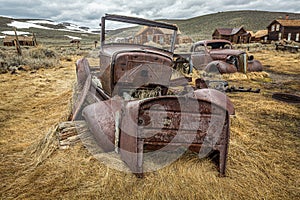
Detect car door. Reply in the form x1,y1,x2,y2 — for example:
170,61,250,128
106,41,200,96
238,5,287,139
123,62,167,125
191,44,213,70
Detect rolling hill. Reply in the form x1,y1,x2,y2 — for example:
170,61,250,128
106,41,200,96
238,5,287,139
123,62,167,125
1,10,300,44
0,16,100,45
162,10,300,40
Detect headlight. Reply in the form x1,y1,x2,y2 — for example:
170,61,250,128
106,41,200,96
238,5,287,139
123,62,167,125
248,55,254,61
226,55,235,64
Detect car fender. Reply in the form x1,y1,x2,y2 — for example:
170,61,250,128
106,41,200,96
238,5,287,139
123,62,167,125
204,60,237,74
248,60,263,72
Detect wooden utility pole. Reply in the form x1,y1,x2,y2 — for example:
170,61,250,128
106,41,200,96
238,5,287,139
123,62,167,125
14,28,22,56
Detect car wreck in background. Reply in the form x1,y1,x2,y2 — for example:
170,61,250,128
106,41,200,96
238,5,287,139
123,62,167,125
72,14,234,177
190,39,263,74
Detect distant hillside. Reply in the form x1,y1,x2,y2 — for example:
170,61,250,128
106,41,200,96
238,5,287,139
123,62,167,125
161,10,300,41
0,16,100,45
1,10,300,44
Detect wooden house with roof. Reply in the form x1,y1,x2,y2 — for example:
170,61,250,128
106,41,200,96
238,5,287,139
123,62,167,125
247,31,255,41
212,26,251,44
267,17,300,42
134,26,190,45
3,35,37,46
254,30,269,43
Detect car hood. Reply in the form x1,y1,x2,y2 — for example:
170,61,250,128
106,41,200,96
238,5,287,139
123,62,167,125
210,49,244,56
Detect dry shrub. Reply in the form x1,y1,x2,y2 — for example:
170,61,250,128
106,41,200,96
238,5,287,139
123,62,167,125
22,56,59,70
0,49,6,58
222,71,270,81
0,45,61,73
28,46,57,59
24,46,59,70
26,125,59,168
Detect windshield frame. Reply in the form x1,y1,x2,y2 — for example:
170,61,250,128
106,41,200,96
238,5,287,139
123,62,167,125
100,14,178,53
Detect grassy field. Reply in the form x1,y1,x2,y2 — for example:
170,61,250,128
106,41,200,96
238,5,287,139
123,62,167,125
0,42,299,199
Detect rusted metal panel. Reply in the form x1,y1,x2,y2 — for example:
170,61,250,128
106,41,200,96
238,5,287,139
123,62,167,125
192,89,235,115
113,54,173,96
72,59,92,120
169,77,192,87
120,92,231,176
204,60,237,74
248,60,263,72
99,48,174,97
99,54,113,96
82,99,123,152
191,53,213,70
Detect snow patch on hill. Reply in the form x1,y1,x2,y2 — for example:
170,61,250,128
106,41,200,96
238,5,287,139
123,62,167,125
64,35,82,40
1,31,30,35
27,20,59,25
8,21,52,30
3,19,100,35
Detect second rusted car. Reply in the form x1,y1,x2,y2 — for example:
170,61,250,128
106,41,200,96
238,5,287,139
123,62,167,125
190,39,263,74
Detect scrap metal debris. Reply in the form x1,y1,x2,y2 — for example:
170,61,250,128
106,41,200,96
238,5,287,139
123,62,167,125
195,78,261,93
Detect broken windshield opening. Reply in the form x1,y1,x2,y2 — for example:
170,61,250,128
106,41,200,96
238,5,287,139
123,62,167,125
101,14,178,52
105,24,174,50
207,42,232,49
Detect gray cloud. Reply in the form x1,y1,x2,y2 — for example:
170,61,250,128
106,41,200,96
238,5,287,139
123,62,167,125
0,0,299,28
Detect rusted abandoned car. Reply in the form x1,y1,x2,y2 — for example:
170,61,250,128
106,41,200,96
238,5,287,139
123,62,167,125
72,14,234,177
190,39,263,74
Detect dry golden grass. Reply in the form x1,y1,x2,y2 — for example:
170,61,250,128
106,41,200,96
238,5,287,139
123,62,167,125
0,49,299,199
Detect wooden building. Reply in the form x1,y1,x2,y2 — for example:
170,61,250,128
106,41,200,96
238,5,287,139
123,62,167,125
178,35,193,44
212,26,251,44
254,30,269,43
70,39,80,48
134,26,184,45
247,31,255,41
3,35,36,46
267,18,300,42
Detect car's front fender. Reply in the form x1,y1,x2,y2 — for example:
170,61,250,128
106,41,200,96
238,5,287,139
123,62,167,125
204,60,237,74
248,60,263,72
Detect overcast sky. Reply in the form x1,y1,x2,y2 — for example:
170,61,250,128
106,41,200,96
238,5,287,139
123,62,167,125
0,0,299,28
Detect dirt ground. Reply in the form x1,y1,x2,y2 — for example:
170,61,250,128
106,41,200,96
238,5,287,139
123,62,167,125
0,49,299,199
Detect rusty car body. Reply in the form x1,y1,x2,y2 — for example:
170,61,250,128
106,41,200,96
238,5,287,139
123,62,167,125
72,14,234,177
190,39,263,74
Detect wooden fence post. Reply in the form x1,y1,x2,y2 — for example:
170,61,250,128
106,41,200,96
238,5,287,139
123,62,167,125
14,28,22,56
33,32,38,46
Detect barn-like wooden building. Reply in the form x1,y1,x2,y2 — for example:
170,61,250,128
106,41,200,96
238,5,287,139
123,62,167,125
134,26,179,45
254,30,269,43
3,35,37,46
212,26,251,44
131,26,192,45
267,17,300,42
